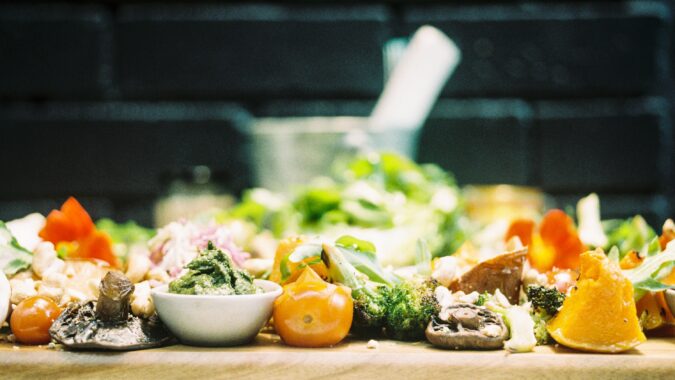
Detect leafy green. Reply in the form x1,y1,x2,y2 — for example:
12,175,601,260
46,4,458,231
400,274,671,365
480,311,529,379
623,238,675,300
96,218,155,245
307,236,435,340
604,215,656,258
335,235,377,254
225,188,297,237
0,221,33,275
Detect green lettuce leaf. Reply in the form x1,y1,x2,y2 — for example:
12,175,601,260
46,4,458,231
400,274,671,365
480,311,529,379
0,221,32,275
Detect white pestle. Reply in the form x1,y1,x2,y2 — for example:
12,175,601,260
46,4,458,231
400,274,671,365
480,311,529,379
369,25,461,131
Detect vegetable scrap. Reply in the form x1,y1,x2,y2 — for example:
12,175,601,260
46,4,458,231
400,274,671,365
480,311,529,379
0,153,674,355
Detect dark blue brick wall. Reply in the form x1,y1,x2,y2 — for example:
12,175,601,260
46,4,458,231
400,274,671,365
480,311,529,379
117,4,389,99
403,1,670,97
0,4,111,99
0,1,673,226
534,98,668,193
0,102,251,197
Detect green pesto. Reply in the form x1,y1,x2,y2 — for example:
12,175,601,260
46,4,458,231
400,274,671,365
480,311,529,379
169,242,260,295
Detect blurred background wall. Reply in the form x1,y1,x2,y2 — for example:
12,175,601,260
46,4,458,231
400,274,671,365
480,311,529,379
0,1,673,227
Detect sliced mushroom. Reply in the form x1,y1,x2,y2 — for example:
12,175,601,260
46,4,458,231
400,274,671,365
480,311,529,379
425,303,508,350
50,272,173,350
449,248,527,304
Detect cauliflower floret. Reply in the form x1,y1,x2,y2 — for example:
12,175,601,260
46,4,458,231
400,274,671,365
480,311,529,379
32,242,65,279
125,250,152,284
9,278,38,305
130,281,154,318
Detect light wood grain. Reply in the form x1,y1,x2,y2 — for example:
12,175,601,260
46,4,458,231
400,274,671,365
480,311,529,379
1,334,674,380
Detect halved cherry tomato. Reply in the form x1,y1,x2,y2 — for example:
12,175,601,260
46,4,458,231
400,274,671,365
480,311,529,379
10,296,62,345
273,268,353,347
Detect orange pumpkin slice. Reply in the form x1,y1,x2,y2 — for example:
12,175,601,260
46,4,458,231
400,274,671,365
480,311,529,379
547,249,646,353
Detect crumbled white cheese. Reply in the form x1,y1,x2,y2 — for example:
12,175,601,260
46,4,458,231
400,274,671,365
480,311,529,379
431,256,458,287
366,339,379,349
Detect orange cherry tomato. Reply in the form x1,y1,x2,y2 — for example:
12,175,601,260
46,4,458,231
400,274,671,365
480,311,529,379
273,268,353,347
10,296,62,345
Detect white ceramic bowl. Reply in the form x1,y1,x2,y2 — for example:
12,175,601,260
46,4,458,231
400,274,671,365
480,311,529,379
152,279,282,346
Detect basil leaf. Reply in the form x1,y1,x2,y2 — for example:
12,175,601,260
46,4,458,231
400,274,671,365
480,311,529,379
335,235,377,256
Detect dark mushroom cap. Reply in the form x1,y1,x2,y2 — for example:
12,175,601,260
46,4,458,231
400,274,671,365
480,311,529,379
425,303,507,350
49,273,173,351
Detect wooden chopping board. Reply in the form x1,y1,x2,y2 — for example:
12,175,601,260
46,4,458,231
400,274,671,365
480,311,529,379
2,333,675,379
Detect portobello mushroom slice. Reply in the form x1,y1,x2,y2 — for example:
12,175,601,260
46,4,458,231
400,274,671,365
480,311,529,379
50,271,173,350
449,248,527,304
425,303,507,350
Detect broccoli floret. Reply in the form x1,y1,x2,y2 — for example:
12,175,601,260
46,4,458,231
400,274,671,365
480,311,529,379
532,311,551,345
526,285,565,345
351,284,388,334
383,279,440,341
526,285,565,316
322,243,389,335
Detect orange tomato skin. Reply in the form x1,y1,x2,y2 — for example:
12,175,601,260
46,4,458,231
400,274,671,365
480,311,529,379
10,296,62,345
273,268,353,348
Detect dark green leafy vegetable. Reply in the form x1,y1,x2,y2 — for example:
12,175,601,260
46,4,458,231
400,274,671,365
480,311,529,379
169,242,260,295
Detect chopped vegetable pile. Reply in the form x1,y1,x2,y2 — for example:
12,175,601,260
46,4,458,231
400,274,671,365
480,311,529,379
1,154,674,356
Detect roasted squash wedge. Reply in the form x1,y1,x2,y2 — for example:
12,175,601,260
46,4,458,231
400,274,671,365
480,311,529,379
547,249,646,353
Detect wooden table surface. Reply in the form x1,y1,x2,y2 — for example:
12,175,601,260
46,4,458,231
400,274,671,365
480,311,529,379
2,333,674,379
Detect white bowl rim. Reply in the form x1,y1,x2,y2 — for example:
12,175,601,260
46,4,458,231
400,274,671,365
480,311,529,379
152,279,282,300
